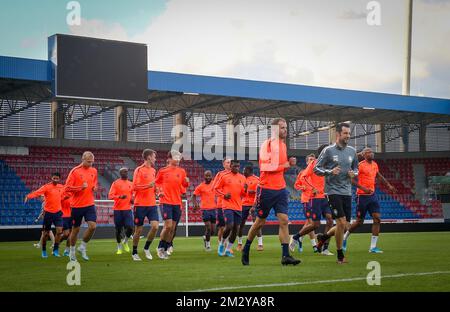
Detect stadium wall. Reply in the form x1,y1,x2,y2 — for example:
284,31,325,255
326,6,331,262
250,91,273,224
1,223,450,242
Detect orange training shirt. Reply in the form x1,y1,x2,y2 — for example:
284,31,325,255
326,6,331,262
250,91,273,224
214,171,246,211
259,138,288,190
109,178,133,210
155,165,189,206
193,182,216,210
65,165,98,208
27,183,64,213
132,164,156,206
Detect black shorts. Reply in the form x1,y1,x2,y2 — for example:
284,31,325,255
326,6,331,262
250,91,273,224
327,194,352,222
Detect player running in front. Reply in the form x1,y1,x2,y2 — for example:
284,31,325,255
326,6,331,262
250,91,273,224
25,172,64,258
192,170,216,251
237,165,262,251
314,123,359,264
65,151,98,261
131,149,158,261
108,167,134,255
155,150,189,259
343,147,397,253
241,117,300,266
214,160,247,257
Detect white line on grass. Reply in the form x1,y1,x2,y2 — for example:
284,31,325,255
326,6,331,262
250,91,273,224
189,271,450,292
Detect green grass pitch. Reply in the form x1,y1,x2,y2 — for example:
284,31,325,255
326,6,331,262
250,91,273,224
1,231,450,292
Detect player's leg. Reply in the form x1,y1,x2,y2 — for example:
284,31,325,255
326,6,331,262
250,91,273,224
48,229,55,248
219,210,233,256
253,212,264,251
216,208,225,244
143,206,159,259
237,206,250,251
132,207,146,260
321,213,334,255
51,212,63,257
77,206,97,261
121,210,133,253
41,228,50,258
114,210,124,254
203,220,212,250
369,197,382,253
158,205,173,259
225,212,241,257
167,205,181,255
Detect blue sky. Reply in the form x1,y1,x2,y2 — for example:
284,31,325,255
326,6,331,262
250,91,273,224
0,0,449,99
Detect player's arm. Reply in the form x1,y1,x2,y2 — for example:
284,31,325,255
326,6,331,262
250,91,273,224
351,177,372,194
108,182,125,200
92,172,98,192
64,170,85,193
314,148,337,176
192,186,201,210
259,140,290,172
348,150,359,179
376,172,397,193
214,176,229,199
301,162,318,194
182,170,189,187
25,185,47,203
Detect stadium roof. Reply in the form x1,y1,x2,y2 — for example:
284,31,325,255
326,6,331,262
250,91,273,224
1,55,450,126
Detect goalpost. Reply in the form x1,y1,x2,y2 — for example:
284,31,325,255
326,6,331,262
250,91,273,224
94,200,190,237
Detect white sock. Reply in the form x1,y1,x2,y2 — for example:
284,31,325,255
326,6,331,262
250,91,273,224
81,241,87,249
344,231,351,241
70,246,76,254
117,243,122,249
206,241,211,248
370,235,378,249
226,242,233,252
238,236,243,244
299,236,304,242
257,236,263,246
310,238,317,247
124,237,129,244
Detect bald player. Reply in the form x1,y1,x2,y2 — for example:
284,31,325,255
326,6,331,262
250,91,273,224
25,172,64,258
65,151,98,261
192,170,216,251
109,167,134,255
343,147,397,253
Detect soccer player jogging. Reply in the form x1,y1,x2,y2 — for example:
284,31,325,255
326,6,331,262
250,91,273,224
25,172,64,258
65,151,98,261
314,123,359,264
215,160,247,257
155,150,189,259
290,154,320,254
237,165,263,252
343,147,397,253
109,167,134,255
192,170,216,251
211,157,231,245
131,149,158,261
241,118,300,266
61,191,72,257
291,146,335,255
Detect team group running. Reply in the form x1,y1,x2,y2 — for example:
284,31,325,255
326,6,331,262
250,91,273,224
25,118,396,265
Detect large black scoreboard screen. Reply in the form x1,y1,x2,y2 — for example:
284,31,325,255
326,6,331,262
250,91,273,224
49,34,148,103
